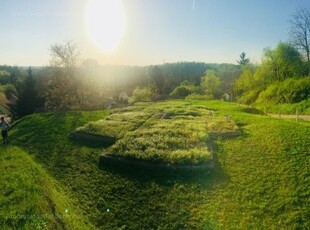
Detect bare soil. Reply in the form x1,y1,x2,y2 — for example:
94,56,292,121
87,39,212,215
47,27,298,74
268,114,310,121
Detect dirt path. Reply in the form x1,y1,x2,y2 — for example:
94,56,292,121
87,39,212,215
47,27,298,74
268,114,310,121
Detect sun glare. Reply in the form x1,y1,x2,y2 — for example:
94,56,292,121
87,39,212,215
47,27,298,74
86,0,125,52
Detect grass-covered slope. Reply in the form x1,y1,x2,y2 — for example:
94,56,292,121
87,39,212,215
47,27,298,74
5,101,310,229
194,101,310,229
0,146,95,230
0,90,10,114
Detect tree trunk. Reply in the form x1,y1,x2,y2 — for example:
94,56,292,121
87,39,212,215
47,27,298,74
306,44,310,76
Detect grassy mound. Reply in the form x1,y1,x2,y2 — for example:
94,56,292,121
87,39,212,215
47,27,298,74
76,101,240,165
75,110,153,139
0,146,94,229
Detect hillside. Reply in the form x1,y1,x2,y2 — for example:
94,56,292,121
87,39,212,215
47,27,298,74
2,101,310,229
0,90,10,115
0,146,95,229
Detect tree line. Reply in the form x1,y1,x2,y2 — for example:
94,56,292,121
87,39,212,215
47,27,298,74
0,42,241,118
234,8,310,113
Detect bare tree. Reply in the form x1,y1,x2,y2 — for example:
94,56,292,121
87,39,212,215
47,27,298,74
45,41,83,111
50,41,80,70
289,8,310,76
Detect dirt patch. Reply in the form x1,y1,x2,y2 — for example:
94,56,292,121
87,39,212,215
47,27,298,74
268,114,310,121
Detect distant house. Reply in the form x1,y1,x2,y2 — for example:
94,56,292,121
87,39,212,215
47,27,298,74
119,91,129,103
223,93,230,102
103,98,116,109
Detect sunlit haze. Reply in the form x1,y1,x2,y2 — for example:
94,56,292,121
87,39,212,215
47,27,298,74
0,0,310,66
86,0,125,52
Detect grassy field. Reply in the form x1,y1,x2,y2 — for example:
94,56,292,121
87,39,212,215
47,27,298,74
1,100,309,229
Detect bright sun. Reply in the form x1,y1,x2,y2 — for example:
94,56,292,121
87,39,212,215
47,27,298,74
86,0,125,52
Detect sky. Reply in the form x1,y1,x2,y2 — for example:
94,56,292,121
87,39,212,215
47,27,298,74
1,0,310,66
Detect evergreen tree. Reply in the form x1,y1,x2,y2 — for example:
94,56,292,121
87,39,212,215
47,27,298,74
14,67,39,117
237,52,250,66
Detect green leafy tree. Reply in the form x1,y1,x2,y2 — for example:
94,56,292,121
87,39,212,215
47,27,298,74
234,64,255,95
201,70,222,99
234,64,265,104
2,84,17,100
262,42,304,82
0,66,25,86
148,66,165,95
0,70,10,82
235,42,306,105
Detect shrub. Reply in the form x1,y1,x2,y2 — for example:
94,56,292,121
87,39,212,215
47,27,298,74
257,77,310,104
238,88,262,105
128,87,154,104
170,85,192,98
256,84,280,103
186,93,212,100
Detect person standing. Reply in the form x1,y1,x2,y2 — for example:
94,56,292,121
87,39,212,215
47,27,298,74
0,117,10,144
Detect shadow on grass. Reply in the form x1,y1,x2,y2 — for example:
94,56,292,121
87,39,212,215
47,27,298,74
69,132,115,148
99,157,228,187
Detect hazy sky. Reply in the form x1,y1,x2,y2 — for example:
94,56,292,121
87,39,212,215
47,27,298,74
1,0,310,66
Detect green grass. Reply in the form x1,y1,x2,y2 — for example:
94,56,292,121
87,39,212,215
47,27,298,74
192,101,310,229
2,100,310,229
76,109,154,139
0,145,95,230
211,120,309,228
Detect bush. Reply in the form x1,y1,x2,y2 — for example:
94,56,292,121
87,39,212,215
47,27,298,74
170,85,192,98
186,93,212,100
256,84,280,103
281,77,310,103
128,87,154,104
257,77,310,104
238,88,262,105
